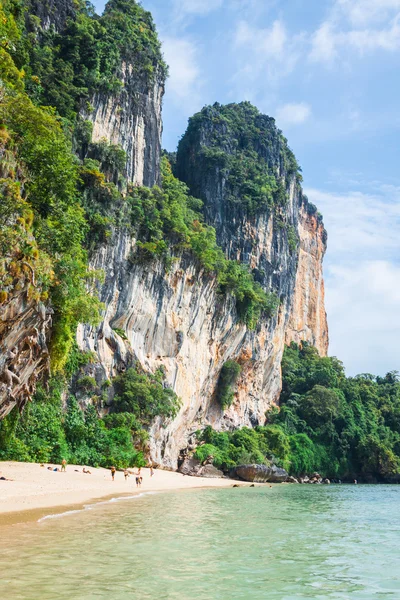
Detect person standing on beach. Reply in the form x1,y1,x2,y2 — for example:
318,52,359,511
124,469,129,481
111,466,116,481
61,459,67,472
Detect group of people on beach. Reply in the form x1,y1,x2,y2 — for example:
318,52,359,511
110,465,155,486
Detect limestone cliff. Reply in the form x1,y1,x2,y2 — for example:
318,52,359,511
0,0,76,417
285,204,328,353
0,0,328,470
0,0,166,417
84,70,164,187
78,103,328,469
27,0,76,32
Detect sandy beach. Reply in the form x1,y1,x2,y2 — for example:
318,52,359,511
0,461,236,518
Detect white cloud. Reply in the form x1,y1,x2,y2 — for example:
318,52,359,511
346,17,400,53
310,3,400,63
305,184,400,375
232,20,303,91
235,19,287,57
276,102,311,126
162,37,202,106
336,0,400,26
310,22,338,64
324,260,400,376
305,186,400,257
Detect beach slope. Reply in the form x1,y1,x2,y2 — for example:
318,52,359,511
0,462,234,516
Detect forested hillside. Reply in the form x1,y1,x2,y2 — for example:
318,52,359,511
193,344,400,482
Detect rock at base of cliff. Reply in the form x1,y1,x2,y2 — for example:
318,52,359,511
233,464,288,483
179,457,200,476
198,464,224,478
178,457,223,478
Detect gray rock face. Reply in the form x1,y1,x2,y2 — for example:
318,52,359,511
175,105,328,357
84,69,164,187
27,0,76,32
178,457,224,478
234,464,289,483
80,105,328,470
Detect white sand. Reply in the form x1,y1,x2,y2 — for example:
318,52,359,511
0,461,237,516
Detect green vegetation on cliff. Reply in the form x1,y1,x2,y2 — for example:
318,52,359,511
11,0,167,122
195,344,400,482
0,362,180,468
176,101,301,215
0,0,102,371
0,0,169,370
82,151,278,328
128,158,278,328
216,361,242,409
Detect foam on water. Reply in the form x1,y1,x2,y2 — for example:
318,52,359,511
37,491,158,523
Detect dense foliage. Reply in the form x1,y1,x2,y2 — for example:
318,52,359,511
11,0,167,123
0,0,103,371
0,362,180,468
216,361,242,409
196,344,400,482
176,102,301,215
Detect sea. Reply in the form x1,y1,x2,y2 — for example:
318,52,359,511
1,484,400,599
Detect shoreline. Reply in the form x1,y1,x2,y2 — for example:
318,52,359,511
0,461,237,524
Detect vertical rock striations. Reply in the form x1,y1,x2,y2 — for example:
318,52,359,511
26,0,76,32
0,1,328,468
80,102,328,469
285,203,328,355
86,71,164,187
83,0,166,186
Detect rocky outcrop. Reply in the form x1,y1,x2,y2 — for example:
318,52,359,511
285,204,328,354
27,0,76,32
85,69,164,187
79,104,329,470
179,457,224,478
233,464,289,483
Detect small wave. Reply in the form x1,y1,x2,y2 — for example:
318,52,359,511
37,491,158,523
38,509,86,522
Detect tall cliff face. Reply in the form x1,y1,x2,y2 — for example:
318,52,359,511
0,0,166,417
78,103,328,469
285,204,328,352
83,0,166,187
85,71,164,187
175,103,328,357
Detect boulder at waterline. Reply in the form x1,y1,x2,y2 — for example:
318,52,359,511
233,464,288,483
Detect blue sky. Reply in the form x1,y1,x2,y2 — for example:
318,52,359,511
93,0,400,376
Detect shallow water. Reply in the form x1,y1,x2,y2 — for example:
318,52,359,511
2,484,400,599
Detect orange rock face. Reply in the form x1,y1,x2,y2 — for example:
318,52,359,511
285,205,329,356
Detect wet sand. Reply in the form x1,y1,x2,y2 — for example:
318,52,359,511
0,461,235,522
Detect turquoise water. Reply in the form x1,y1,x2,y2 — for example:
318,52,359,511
2,485,400,599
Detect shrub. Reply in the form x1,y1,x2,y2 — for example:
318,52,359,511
216,361,241,409
77,376,97,392
111,364,181,425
